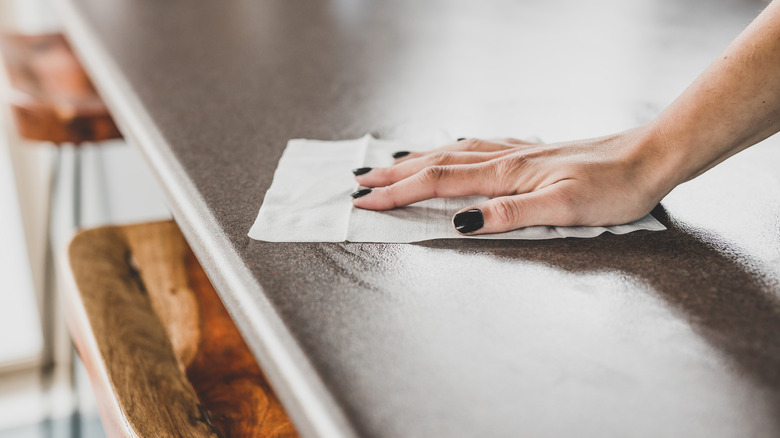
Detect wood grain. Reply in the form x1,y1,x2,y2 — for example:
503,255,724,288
0,33,121,143
66,221,298,437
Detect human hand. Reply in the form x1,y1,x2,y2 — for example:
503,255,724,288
351,0,780,236
351,129,676,235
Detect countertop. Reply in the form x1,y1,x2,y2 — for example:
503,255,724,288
55,0,780,436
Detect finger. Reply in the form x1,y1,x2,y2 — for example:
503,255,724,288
352,163,498,210
452,184,579,235
356,150,509,187
392,138,518,163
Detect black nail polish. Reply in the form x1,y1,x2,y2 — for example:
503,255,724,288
352,167,372,176
457,137,467,142
351,188,373,199
392,151,411,159
453,209,484,233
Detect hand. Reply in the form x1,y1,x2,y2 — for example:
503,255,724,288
351,129,677,235
349,0,780,236
352,1,780,235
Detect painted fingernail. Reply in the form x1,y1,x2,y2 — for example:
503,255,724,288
392,151,411,159
457,137,467,141
453,209,484,234
351,188,373,199
352,167,372,176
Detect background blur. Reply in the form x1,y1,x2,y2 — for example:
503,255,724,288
0,0,169,436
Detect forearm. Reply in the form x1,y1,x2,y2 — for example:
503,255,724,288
647,0,780,188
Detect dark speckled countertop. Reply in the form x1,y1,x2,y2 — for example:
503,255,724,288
56,0,779,437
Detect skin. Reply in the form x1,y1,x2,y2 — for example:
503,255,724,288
352,0,780,235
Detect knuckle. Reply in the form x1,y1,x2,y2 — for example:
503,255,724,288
417,165,448,184
492,155,527,189
508,154,530,167
431,151,455,165
496,154,527,173
492,198,521,226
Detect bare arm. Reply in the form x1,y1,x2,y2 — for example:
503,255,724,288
650,0,780,183
351,0,780,235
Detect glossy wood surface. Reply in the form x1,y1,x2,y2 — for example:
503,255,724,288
57,1,780,437
66,221,297,437
0,33,120,143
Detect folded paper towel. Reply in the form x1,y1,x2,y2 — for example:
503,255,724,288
249,135,665,242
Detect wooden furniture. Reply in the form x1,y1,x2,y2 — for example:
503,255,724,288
0,32,124,373
66,220,297,438
56,0,780,436
0,33,120,143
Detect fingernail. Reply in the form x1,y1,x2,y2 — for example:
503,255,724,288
392,151,411,159
453,209,484,234
352,167,372,176
457,137,467,142
351,188,373,199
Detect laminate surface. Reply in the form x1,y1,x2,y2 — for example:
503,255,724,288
55,1,780,437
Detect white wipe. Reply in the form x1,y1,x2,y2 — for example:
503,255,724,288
249,135,665,242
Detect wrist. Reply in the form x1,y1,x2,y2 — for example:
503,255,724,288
619,122,695,203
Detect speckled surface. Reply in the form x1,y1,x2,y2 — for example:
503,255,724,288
58,1,779,437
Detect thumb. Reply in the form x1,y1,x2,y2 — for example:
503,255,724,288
452,188,575,235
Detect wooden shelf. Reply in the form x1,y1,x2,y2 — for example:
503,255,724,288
65,220,297,437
